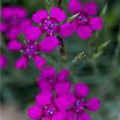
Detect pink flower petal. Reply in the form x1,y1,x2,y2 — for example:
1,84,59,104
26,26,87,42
7,27,20,40
55,82,71,96
50,7,66,22
57,68,70,82
15,56,28,69
84,2,98,16
2,7,14,19
32,10,48,23
77,26,93,40
36,91,53,107
28,105,42,120
89,17,103,31
64,110,75,120
0,22,8,32
25,26,42,41
72,20,78,31
8,40,23,51
76,112,91,120
41,66,56,79
56,96,70,110
39,36,59,53
59,22,73,37
33,56,46,69
66,93,76,105
0,54,7,69
38,79,52,91
42,117,50,120
20,19,32,31
75,83,90,97
87,97,101,112
14,6,27,18
52,111,66,120
68,0,82,14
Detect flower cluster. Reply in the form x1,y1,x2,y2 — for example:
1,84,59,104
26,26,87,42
3,6,73,69
1,2,102,120
1,1,102,69
0,6,31,40
28,67,100,120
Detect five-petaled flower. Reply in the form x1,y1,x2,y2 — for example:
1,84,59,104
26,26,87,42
38,66,71,91
28,87,72,120
0,6,31,40
32,7,73,53
68,0,103,40
7,26,47,69
64,83,101,120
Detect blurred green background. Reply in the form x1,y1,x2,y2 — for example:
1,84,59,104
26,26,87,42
1,0,120,120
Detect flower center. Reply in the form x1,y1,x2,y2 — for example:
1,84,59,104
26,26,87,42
45,77,57,89
73,99,86,113
40,17,60,36
47,78,54,84
43,104,58,118
8,16,22,26
22,41,39,58
76,11,89,26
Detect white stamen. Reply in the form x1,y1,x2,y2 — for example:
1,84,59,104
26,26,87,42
39,23,42,26
50,33,53,36
20,50,24,53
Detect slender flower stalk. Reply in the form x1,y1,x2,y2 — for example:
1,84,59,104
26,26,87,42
57,35,67,60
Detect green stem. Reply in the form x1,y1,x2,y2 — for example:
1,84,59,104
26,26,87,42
113,33,120,66
87,40,100,77
111,27,120,75
57,35,67,60
59,12,79,25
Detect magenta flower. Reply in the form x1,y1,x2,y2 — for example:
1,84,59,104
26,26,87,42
38,66,71,91
0,6,31,40
68,0,103,40
7,26,46,69
32,7,73,53
28,90,71,120
0,54,8,69
23,26,42,41
64,83,101,120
